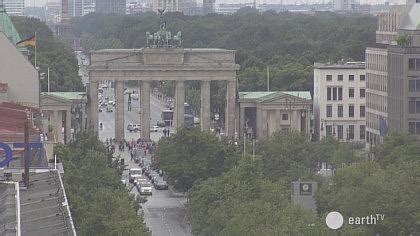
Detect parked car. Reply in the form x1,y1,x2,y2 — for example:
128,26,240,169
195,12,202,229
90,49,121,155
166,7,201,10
106,106,113,112
99,108,102,112
138,182,153,195
154,180,168,190
128,168,143,183
127,124,141,132
134,175,148,186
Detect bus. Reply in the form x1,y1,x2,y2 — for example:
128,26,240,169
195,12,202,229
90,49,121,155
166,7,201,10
161,110,174,126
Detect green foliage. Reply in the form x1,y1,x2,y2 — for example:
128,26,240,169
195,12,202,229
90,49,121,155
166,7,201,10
154,127,240,192
316,134,420,235
188,155,333,235
256,132,362,182
71,12,375,117
12,16,84,92
55,131,150,235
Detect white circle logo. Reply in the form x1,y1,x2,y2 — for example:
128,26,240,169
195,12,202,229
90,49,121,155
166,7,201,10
302,184,309,191
326,211,344,229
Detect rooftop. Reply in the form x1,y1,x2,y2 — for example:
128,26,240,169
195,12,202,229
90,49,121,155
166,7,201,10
0,7,21,44
314,61,365,69
41,92,87,101
239,91,312,102
400,3,420,31
20,171,76,236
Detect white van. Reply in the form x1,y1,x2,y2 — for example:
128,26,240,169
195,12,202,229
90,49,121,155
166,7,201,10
127,124,141,132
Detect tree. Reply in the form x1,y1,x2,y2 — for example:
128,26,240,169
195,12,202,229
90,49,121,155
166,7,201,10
55,131,150,235
12,16,84,92
316,134,420,235
154,127,240,192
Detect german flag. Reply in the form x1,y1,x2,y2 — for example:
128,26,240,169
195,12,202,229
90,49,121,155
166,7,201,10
16,34,36,47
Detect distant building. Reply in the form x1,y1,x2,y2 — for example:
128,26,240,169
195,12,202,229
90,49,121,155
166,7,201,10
313,62,366,143
216,3,252,15
96,0,126,14
365,0,420,145
238,91,312,140
334,0,354,11
202,0,214,14
2,0,24,16
68,0,84,17
152,0,180,13
83,1,95,15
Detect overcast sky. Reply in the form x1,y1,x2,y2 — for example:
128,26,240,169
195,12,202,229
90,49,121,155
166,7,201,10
25,0,405,8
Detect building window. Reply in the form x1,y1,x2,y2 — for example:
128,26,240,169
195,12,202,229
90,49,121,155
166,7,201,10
326,125,332,136
409,59,415,70
333,87,337,100
349,75,354,81
349,105,354,117
409,100,416,113
338,105,343,118
409,122,415,134
417,59,420,71
338,87,343,100
360,105,365,117
327,87,331,100
349,88,354,98
360,125,365,139
327,105,332,118
337,125,343,140
360,88,365,98
417,101,420,113
326,75,332,81
282,114,288,120
348,125,354,140
409,80,415,92
338,75,343,81
360,75,365,81
417,122,420,135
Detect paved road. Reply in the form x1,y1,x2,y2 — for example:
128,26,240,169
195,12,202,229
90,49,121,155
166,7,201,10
118,149,192,236
98,83,171,142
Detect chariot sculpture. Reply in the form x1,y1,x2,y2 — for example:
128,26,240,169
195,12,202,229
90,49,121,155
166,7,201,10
145,9,182,48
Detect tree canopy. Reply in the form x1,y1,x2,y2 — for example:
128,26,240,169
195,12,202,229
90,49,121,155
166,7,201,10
154,127,240,192
12,17,84,92
55,131,150,235
71,12,375,115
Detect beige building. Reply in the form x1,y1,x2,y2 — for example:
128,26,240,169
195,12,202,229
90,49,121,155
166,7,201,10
0,33,39,109
366,0,420,145
237,91,312,140
313,62,366,143
41,92,87,144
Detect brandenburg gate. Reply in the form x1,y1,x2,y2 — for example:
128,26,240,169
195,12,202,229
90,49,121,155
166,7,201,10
87,22,240,141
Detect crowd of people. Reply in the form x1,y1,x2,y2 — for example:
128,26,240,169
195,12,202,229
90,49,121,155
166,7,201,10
106,138,156,157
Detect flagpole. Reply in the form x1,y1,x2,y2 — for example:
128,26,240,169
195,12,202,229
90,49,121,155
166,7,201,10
34,32,37,68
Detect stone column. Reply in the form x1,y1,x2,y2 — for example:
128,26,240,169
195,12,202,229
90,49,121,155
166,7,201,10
52,110,58,142
239,106,245,137
256,107,262,139
262,109,268,138
200,80,211,131
115,80,125,141
57,111,63,143
88,81,99,132
174,80,185,129
225,80,236,138
141,81,151,140
276,109,281,132
65,109,71,144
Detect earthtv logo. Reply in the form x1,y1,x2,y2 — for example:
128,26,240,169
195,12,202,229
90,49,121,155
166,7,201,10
325,211,385,230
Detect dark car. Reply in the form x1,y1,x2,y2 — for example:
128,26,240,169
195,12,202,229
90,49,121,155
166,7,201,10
154,180,168,190
156,121,166,127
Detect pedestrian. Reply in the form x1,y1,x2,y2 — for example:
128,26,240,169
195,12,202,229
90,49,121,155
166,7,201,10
130,151,134,161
